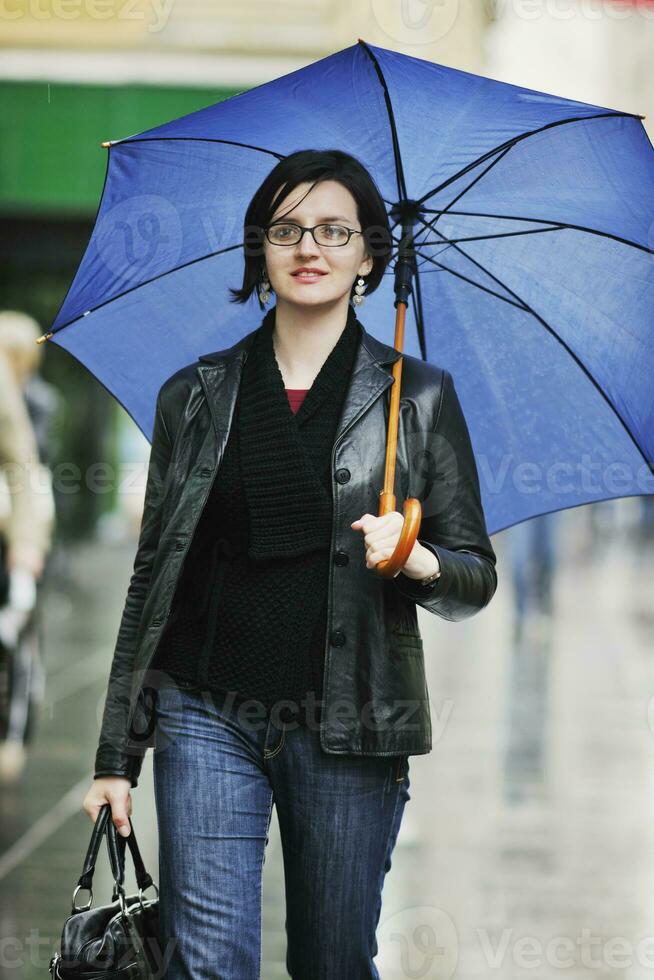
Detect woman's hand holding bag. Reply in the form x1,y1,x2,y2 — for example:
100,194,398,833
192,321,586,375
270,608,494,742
49,802,162,979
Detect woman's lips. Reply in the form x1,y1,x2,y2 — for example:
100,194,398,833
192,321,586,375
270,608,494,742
291,272,327,283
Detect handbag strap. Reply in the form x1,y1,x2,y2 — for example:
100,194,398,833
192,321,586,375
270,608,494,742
105,814,155,896
117,820,155,892
76,803,155,904
76,803,112,891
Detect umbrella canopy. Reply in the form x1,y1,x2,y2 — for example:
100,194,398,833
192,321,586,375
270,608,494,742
46,39,654,534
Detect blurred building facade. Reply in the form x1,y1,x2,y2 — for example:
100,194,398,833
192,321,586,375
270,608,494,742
484,0,654,146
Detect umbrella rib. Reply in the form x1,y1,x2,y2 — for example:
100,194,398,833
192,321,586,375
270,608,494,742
418,213,551,309
413,256,451,271
392,226,452,260
413,248,529,311
383,146,514,229
414,110,644,207
414,225,564,248
429,144,515,219
409,263,447,274
420,208,654,257
109,136,285,160
419,220,654,478
411,257,428,361
358,39,410,202
49,242,243,335
392,229,456,265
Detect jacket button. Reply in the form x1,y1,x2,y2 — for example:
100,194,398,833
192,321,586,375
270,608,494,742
330,629,346,647
200,466,212,477
335,468,350,484
174,540,185,551
152,618,162,627
334,550,349,566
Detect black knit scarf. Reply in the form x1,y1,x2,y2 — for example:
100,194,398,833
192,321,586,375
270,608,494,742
238,303,362,561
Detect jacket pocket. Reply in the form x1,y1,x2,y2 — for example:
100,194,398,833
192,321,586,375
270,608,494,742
390,630,424,654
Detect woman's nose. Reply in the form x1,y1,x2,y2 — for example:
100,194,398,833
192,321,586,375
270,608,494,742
294,229,321,256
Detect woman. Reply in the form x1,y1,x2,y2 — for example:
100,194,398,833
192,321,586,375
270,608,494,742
83,149,498,978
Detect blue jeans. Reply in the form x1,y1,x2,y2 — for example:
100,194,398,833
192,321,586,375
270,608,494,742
152,681,411,979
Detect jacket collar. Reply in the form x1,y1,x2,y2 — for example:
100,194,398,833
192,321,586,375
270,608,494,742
195,315,403,446
197,317,402,369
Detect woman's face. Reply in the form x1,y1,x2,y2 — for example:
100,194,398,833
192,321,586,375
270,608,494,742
262,179,374,311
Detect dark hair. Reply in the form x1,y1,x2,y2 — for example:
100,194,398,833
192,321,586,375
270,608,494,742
228,149,393,308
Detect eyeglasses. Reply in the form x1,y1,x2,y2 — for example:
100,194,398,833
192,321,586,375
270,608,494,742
263,222,363,247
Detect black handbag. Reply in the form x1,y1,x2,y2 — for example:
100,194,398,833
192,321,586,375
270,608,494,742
49,803,163,979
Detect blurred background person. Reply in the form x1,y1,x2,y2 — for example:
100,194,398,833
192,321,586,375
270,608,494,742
0,310,56,781
507,510,562,641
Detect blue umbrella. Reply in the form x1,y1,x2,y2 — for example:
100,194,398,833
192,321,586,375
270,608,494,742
41,39,654,538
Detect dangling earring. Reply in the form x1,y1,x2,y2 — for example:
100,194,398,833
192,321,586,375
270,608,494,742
352,275,368,307
259,267,272,306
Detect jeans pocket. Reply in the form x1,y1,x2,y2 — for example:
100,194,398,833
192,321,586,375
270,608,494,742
394,754,408,783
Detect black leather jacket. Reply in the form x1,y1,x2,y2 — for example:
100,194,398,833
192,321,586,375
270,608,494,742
94,319,498,787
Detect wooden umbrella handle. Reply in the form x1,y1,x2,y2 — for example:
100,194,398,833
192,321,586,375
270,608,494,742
376,493,422,577
375,301,422,578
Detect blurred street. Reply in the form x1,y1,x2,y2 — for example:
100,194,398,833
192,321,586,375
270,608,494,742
1,502,653,979
2,3,653,975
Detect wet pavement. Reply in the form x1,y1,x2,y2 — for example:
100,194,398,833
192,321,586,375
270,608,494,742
1,504,653,979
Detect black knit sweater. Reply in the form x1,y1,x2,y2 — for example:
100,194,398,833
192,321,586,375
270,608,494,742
153,306,362,726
